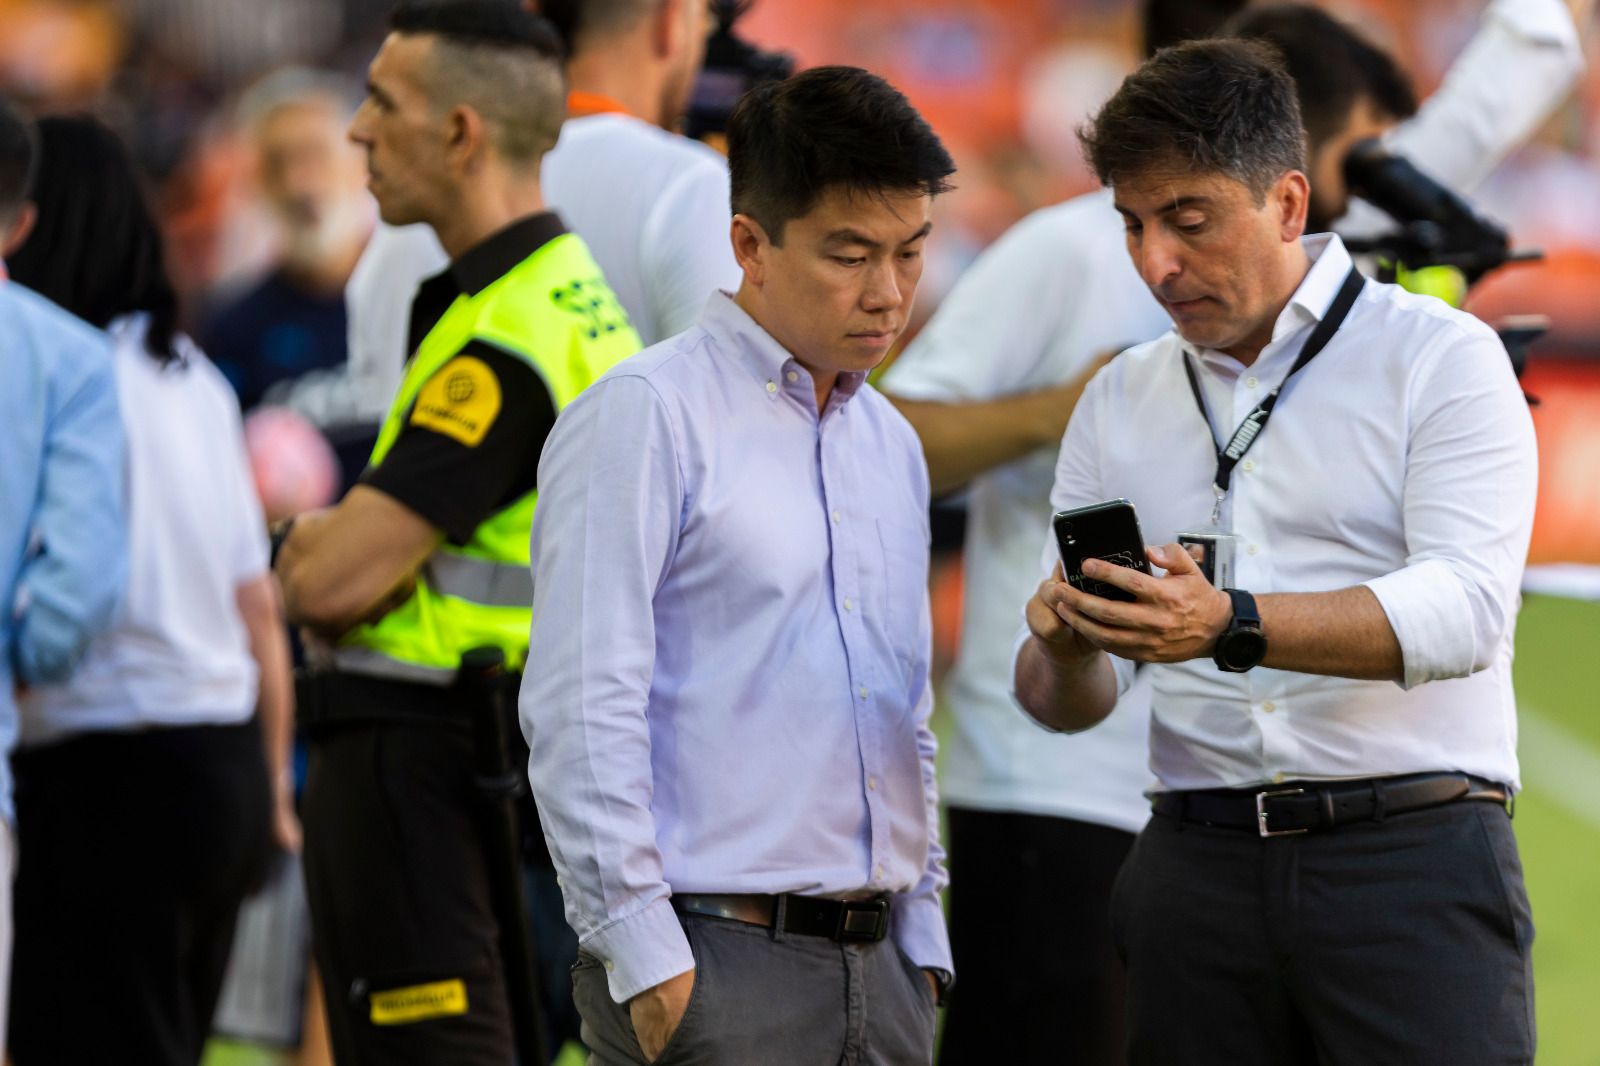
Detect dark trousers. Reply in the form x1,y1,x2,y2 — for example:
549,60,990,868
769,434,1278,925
937,808,1135,1066
303,720,515,1065
1113,801,1535,1065
9,719,274,1066
572,914,937,1065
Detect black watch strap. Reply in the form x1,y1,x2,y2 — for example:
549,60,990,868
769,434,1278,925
1223,588,1260,629
1213,588,1266,672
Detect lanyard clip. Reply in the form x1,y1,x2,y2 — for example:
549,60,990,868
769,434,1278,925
1209,483,1226,527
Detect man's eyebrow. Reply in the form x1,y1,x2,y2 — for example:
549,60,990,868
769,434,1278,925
366,80,394,107
1113,195,1212,219
823,221,934,248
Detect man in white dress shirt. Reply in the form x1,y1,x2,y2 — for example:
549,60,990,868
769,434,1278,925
882,3,1583,1061
1015,39,1538,1063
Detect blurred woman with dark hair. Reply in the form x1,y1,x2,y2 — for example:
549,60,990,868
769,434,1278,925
6,115,298,1066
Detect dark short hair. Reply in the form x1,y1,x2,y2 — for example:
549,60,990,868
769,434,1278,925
389,1,568,162
537,0,653,52
391,0,565,53
727,66,955,245
1225,5,1417,151
6,116,182,364
1141,0,1248,58
0,94,36,225
1078,39,1307,201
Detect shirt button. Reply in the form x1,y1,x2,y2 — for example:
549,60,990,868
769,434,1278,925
786,370,798,382
842,598,854,612
1262,700,1277,713
765,381,777,394
867,776,877,791
1247,544,1259,556
874,864,885,879
1241,459,1255,473
1272,772,1286,784
831,510,842,524
605,960,615,972
1246,376,1260,389
858,686,869,700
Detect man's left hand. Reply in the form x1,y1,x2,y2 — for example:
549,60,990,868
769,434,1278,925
1055,543,1232,663
923,970,940,1004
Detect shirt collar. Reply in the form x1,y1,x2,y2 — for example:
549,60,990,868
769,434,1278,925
1193,232,1354,371
449,212,568,297
696,291,869,411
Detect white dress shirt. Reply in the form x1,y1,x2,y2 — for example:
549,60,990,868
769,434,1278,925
290,111,739,425
1041,235,1536,792
883,0,1579,829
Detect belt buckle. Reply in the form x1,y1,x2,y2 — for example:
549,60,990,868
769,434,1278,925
1256,787,1309,838
835,898,889,942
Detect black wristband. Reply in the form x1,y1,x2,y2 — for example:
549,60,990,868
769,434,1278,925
269,517,297,569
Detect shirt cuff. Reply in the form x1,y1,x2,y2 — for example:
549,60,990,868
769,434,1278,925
890,892,954,979
12,598,91,686
1363,559,1476,690
580,895,695,1005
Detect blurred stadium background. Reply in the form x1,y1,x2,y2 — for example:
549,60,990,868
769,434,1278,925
1,0,1594,1061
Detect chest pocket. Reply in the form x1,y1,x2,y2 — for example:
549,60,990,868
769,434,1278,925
873,517,930,688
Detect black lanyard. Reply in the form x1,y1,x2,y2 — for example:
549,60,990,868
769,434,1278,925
1184,267,1364,511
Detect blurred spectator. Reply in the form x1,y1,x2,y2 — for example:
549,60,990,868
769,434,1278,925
201,70,372,410
0,94,126,1055
7,115,295,1066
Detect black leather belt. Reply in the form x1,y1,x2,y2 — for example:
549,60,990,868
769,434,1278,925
1151,772,1511,838
672,893,891,943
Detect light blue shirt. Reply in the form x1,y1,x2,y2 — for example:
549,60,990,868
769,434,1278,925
0,279,126,822
522,293,950,1004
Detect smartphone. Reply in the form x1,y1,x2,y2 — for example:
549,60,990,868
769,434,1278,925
1053,499,1151,603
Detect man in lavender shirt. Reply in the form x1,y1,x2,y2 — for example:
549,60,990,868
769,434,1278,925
522,67,956,1065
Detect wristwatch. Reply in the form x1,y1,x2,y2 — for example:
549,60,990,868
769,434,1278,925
1213,588,1267,673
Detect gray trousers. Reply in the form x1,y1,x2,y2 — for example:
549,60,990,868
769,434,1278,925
1113,800,1535,1065
572,913,937,1065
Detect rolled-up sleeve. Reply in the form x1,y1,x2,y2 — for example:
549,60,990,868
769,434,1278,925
13,348,126,684
1363,323,1536,689
520,372,692,1004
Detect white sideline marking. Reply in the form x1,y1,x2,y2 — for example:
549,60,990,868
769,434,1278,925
1518,703,1600,832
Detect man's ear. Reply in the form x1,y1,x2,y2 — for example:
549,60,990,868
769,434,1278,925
445,105,488,174
1276,170,1310,243
730,213,770,287
1,201,37,259
652,0,684,59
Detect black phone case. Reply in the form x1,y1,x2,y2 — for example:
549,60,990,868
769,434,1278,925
1053,499,1151,603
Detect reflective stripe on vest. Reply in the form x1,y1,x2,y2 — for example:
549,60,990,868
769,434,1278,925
337,230,640,678
423,552,534,609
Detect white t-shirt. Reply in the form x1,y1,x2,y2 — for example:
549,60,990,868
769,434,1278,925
883,192,1169,832
1046,235,1535,792
299,111,739,425
19,315,269,745
883,0,1580,830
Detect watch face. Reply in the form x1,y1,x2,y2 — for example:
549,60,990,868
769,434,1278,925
1219,627,1268,671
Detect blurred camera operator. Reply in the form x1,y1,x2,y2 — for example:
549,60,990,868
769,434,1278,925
880,2,1585,1062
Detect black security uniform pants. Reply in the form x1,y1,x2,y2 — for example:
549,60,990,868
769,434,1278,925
1113,800,1535,1065
936,807,1134,1066
9,719,274,1066
303,713,516,1065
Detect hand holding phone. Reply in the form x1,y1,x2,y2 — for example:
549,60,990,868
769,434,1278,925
1053,499,1152,604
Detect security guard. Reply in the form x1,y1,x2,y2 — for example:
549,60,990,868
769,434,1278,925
274,5,640,1063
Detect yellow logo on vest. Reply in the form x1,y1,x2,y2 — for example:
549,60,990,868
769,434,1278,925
369,978,469,1025
411,356,501,447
